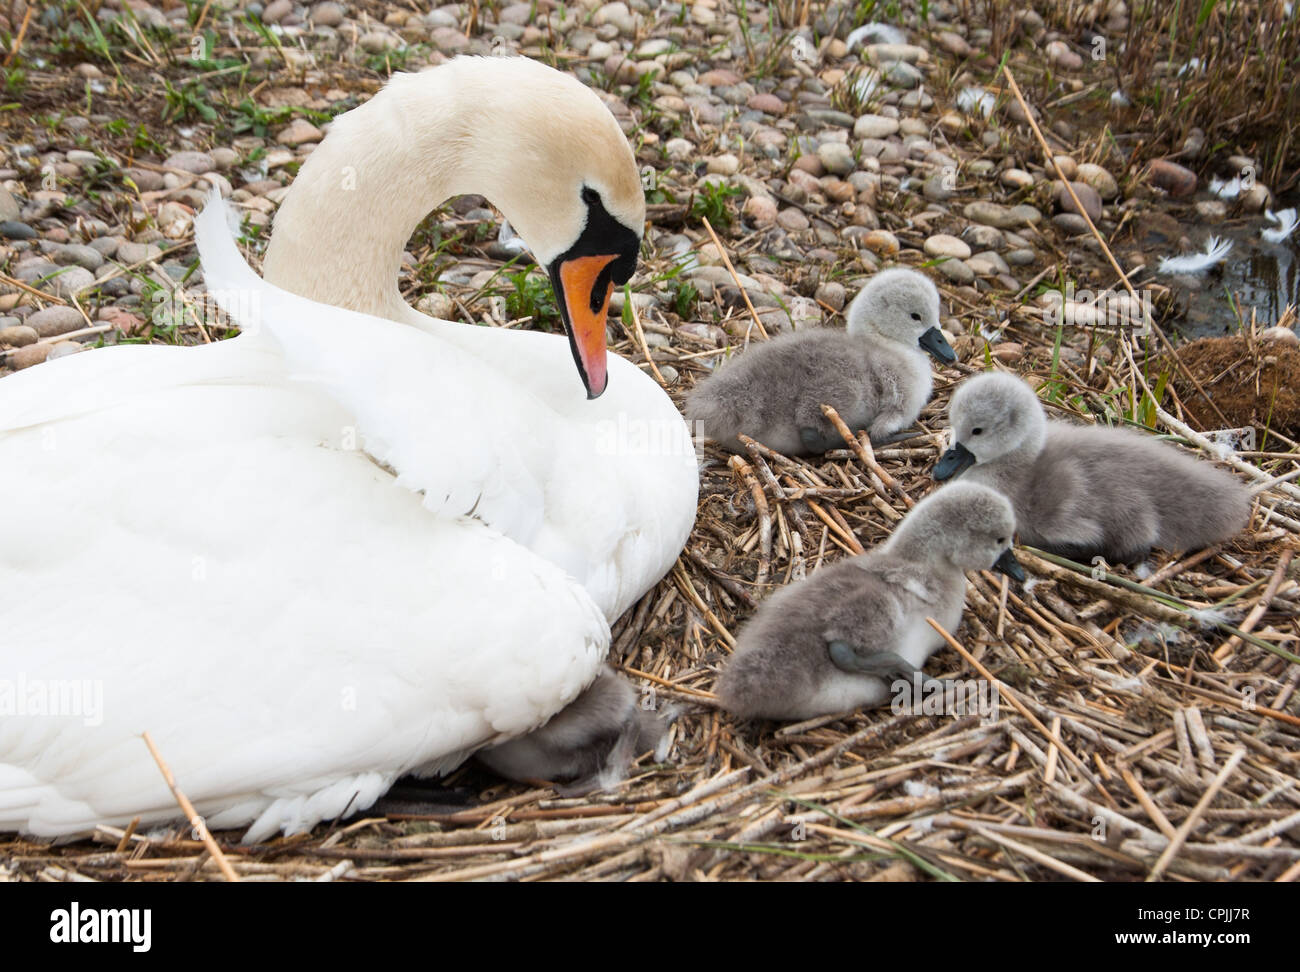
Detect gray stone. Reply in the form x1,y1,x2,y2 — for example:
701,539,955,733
311,2,346,27
123,167,165,192
116,241,164,265
924,234,971,260
936,258,975,284
53,243,105,271
27,306,85,337
1052,213,1090,235
164,151,216,175
853,114,899,139
1075,162,1118,200
816,142,856,175
46,340,82,361
0,187,18,222
47,266,96,297
1055,181,1102,222
0,221,36,240
882,61,922,89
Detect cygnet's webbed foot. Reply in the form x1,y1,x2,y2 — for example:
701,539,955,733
799,424,843,454
827,643,951,703
827,642,919,681
867,425,927,448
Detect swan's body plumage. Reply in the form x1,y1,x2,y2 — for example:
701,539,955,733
0,56,697,840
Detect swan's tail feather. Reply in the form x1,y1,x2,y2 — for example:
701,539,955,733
193,190,273,337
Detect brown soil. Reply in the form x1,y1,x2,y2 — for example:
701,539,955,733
1166,336,1300,439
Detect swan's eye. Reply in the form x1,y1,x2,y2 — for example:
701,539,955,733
911,312,921,321
972,427,983,435
997,537,1006,545
581,186,601,206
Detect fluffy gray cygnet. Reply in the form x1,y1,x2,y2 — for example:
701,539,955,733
685,268,956,455
934,372,1252,563
476,666,669,794
715,482,1021,721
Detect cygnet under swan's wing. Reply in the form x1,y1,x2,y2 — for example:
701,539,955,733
0,377,607,841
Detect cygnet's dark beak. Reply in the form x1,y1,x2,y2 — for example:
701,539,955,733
918,326,957,363
993,548,1025,581
933,441,976,480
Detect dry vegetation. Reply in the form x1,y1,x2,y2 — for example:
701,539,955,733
1,0,1298,881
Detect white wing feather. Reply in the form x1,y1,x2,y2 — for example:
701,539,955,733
1157,236,1233,275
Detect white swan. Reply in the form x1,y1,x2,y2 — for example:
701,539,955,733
0,56,697,842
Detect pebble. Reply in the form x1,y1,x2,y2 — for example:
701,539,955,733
0,221,36,240
816,142,856,175
27,306,84,338
262,0,292,23
9,343,51,369
123,167,165,192
1053,156,1077,180
0,187,17,222
1052,213,1090,235
277,119,324,146
936,259,975,284
53,244,104,271
117,241,164,265
311,2,346,27
776,208,810,232
742,196,778,225
1045,40,1083,70
882,61,922,89
707,154,740,176
747,94,784,114
860,229,900,256
46,341,82,361
0,324,38,346
965,200,1040,229
853,114,899,139
814,281,846,310
164,152,216,175
47,267,95,297
1241,184,1271,213
1000,168,1034,189
1055,181,1102,223
924,234,971,260
1075,162,1118,200
1146,159,1197,197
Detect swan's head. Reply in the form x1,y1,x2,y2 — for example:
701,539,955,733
893,481,1022,578
426,57,646,398
845,267,954,363
934,372,1048,479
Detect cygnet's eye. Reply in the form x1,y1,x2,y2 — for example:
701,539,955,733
997,537,1007,545
972,427,984,435
910,312,922,321
581,186,601,206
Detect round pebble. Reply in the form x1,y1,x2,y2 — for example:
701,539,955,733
924,234,971,260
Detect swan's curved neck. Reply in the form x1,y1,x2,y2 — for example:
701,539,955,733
262,70,498,325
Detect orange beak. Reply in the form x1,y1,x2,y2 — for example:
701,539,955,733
556,254,617,398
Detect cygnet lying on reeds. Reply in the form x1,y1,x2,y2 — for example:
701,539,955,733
685,268,955,456
934,372,1251,564
716,482,1021,721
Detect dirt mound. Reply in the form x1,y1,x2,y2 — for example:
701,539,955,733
1166,335,1300,440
